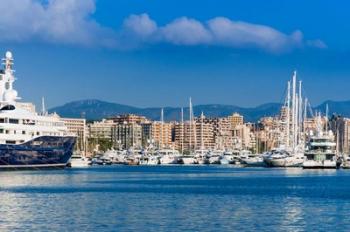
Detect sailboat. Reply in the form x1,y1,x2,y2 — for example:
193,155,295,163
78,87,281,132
181,98,198,165
264,71,305,167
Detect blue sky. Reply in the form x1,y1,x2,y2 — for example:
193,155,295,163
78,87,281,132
0,0,349,108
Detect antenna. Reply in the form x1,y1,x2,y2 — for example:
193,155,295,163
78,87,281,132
325,103,329,132
41,97,46,115
161,108,164,123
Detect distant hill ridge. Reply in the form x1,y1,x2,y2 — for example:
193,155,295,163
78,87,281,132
48,99,350,122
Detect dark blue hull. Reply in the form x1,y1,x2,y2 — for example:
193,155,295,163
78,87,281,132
0,136,76,169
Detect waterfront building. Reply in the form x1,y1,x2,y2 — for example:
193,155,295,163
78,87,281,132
87,119,115,140
174,121,198,153
112,122,142,150
257,116,283,151
141,122,153,148
194,114,216,150
329,115,350,154
151,121,174,149
233,123,255,150
174,122,185,152
87,119,115,152
174,115,236,152
213,117,234,150
109,114,149,124
62,117,86,152
228,113,244,128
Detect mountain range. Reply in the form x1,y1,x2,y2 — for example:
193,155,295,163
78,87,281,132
48,99,350,122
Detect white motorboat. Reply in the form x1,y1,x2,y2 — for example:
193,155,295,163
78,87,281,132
146,155,160,165
139,156,149,165
208,155,221,164
264,149,304,167
103,149,127,164
208,150,224,164
342,156,350,169
181,155,198,165
194,149,210,165
158,149,181,165
69,153,92,167
241,153,265,167
221,151,235,164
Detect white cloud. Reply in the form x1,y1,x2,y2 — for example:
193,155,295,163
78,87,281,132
306,39,328,49
0,0,115,47
122,13,157,39
121,14,325,53
0,1,326,53
160,17,212,45
207,17,303,52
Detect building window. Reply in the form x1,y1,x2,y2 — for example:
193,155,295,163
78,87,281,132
22,131,26,135
0,118,4,123
9,119,19,124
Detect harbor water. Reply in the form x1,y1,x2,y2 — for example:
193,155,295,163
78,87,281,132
1,166,350,231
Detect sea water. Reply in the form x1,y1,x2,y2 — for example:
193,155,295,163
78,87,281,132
1,166,350,231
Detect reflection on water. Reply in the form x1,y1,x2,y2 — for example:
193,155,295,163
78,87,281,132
1,166,350,231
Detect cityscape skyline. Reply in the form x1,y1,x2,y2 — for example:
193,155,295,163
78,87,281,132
1,0,350,109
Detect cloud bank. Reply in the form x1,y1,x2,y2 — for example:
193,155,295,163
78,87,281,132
0,0,326,53
122,14,325,53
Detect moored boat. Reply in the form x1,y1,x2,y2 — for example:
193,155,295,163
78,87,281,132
0,51,76,169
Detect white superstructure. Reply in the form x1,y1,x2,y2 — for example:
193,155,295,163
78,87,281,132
303,115,339,169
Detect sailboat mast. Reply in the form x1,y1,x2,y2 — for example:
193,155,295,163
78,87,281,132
298,81,303,135
295,93,299,148
201,111,204,154
286,81,291,148
291,71,297,151
181,107,184,154
160,108,164,149
298,81,303,144
304,98,308,131
325,104,329,132
189,97,192,152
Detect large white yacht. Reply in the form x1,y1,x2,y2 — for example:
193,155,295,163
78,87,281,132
303,130,339,169
0,51,76,169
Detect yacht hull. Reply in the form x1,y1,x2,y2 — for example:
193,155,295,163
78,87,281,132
181,157,197,165
303,160,339,169
265,157,303,167
0,136,76,169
